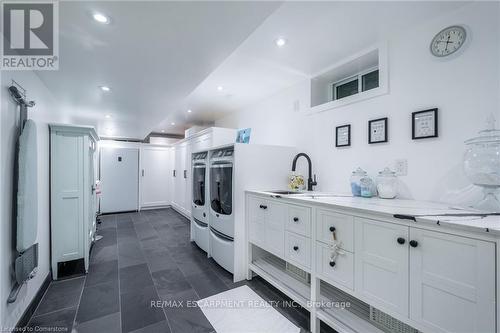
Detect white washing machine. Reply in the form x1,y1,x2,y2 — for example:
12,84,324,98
209,147,234,273
191,151,209,252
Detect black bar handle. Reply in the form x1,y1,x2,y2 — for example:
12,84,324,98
259,205,268,210
393,214,416,222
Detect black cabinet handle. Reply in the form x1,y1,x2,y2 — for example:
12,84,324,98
259,205,268,210
184,170,187,179
329,261,336,267
203,213,206,217
397,237,406,245
329,226,336,232
409,240,418,248
173,170,176,177
293,245,299,251
293,217,299,222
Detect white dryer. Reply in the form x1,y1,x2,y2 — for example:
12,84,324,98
191,151,209,252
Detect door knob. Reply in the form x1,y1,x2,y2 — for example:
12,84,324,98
409,240,419,248
397,237,406,245
293,245,299,251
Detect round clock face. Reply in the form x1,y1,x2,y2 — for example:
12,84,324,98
430,25,466,57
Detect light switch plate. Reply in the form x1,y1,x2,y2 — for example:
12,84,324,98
394,159,408,176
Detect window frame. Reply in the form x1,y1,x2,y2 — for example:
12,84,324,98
331,66,379,101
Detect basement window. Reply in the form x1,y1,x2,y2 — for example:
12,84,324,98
309,44,388,113
332,68,379,101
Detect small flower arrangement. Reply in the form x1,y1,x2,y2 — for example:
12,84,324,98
289,172,305,191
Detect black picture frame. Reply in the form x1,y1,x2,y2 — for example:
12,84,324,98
335,124,351,147
412,108,438,140
368,117,388,144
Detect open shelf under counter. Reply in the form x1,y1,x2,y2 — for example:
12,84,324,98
249,256,311,308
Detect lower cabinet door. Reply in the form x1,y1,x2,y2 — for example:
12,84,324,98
409,229,495,333
354,217,409,316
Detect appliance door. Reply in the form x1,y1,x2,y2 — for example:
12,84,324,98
210,162,233,236
192,163,207,222
100,147,139,213
210,162,233,215
210,227,234,273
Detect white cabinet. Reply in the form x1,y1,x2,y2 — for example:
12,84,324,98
172,144,187,212
140,146,171,208
248,196,286,257
354,217,409,316
409,229,495,333
50,124,98,280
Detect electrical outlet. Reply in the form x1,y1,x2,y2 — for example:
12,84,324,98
394,159,408,176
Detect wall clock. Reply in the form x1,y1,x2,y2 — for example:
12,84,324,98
430,25,466,57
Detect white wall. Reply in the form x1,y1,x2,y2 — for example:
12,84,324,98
0,70,62,330
216,2,500,205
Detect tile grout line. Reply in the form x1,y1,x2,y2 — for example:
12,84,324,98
71,274,87,330
138,213,174,333
115,215,124,333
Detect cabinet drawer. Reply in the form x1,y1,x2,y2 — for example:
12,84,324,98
247,196,267,224
316,209,354,252
286,206,311,237
285,232,311,269
316,242,354,290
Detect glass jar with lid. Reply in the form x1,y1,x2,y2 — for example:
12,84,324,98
463,115,500,212
350,168,367,196
376,167,398,199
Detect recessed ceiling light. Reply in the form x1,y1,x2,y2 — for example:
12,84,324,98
100,86,111,92
105,114,111,119
93,13,110,24
161,130,165,133
187,109,192,113
171,122,175,126
217,86,223,91
275,37,287,47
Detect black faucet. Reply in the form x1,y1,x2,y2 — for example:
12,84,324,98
291,153,317,191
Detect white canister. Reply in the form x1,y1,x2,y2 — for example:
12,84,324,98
376,168,398,199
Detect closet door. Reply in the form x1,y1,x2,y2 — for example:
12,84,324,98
141,147,170,208
100,147,139,213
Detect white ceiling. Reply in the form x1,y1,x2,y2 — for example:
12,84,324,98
172,1,468,132
36,1,281,138
36,1,467,139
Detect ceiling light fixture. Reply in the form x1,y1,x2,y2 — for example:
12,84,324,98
275,37,287,47
217,86,223,91
187,109,192,113
161,130,165,133
171,122,175,126
93,13,110,24
100,86,111,92
105,114,111,119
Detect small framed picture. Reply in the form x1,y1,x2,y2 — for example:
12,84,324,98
368,117,388,144
236,128,251,143
412,108,438,139
335,124,351,147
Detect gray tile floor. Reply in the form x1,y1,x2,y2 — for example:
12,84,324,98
27,208,335,333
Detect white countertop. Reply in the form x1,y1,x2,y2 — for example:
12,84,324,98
246,190,500,236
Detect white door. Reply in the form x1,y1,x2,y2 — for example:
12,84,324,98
183,144,192,213
409,229,495,333
354,217,409,316
173,145,186,209
100,147,139,213
141,147,170,208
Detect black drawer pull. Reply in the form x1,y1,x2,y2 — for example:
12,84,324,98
293,245,299,251
329,226,336,232
259,205,268,210
329,261,336,267
293,217,299,222
409,240,418,248
397,237,406,245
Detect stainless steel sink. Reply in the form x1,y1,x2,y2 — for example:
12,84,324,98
266,190,306,195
